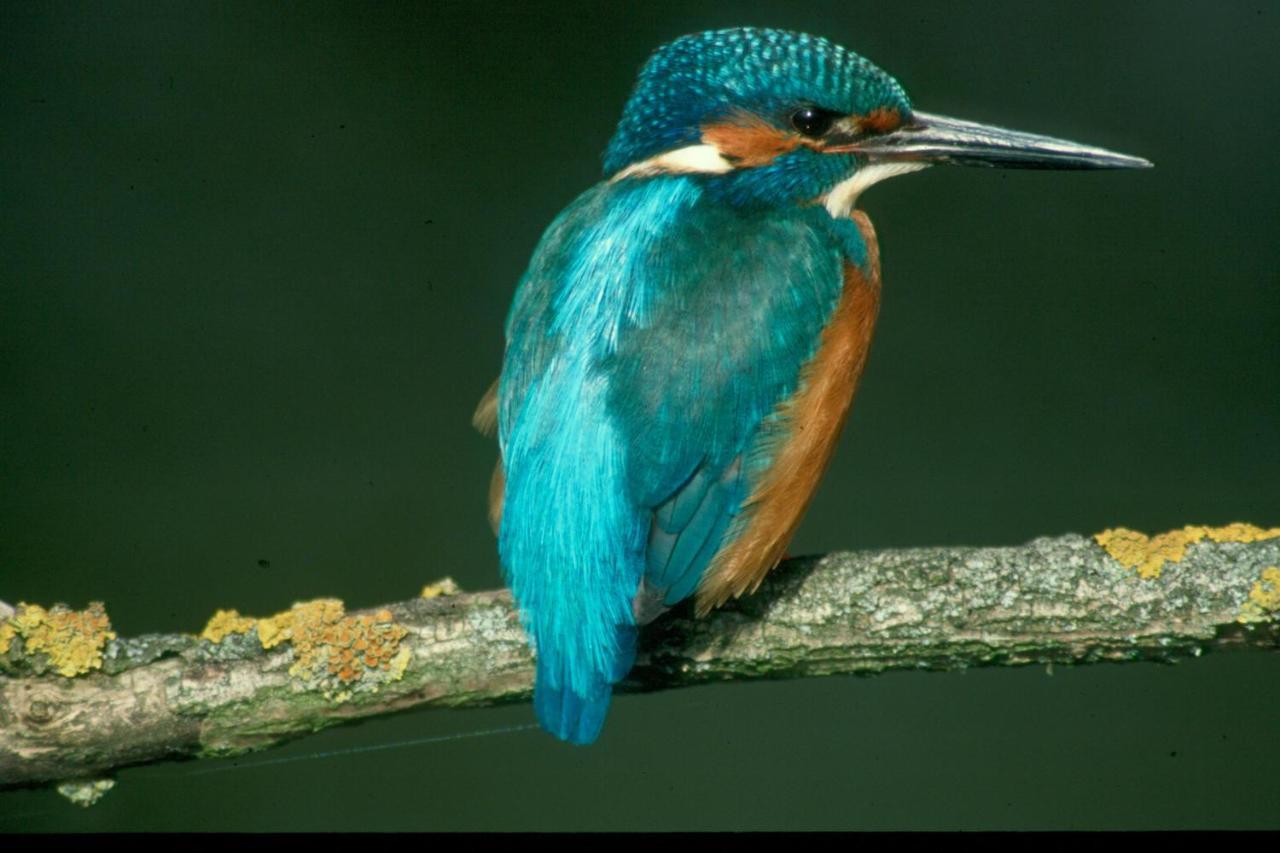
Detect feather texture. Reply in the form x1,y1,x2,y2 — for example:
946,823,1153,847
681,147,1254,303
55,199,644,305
496,171,873,742
485,24,1135,745
697,213,882,612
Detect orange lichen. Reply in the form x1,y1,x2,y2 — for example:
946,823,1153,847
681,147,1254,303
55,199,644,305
200,609,257,643
254,598,340,650
4,602,116,677
1095,523,1280,579
253,598,410,699
1238,567,1280,624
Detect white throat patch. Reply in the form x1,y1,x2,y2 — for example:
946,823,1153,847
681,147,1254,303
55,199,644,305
612,145,930,218
823,162,929,219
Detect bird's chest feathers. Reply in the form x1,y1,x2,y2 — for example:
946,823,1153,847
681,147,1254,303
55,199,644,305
545,179,870,363
504,177,877,505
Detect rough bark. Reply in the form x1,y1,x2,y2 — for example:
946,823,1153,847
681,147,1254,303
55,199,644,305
2,532,1277,791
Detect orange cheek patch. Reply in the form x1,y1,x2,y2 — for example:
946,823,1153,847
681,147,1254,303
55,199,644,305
701,115,802,167
857,107,902,134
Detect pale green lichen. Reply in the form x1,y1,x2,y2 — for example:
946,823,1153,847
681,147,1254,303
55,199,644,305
2,602,117,676
1095,523,1280,580
56,778,116,807
1238,566,1280,624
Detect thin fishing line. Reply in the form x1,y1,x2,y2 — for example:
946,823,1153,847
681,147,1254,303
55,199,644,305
0,809,61,826
0,724,538,823
184,722,540,777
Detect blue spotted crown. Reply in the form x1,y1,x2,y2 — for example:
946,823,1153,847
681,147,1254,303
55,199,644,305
602,28,911,175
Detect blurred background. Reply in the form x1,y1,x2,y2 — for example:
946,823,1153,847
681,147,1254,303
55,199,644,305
2,0,1277,830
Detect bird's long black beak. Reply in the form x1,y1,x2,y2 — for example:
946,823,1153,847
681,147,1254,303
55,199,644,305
843,110,1152,170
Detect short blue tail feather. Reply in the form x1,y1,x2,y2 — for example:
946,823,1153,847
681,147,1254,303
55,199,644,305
534,626,637,745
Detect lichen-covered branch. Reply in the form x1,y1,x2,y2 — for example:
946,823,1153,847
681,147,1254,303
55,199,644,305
2,526,1278,792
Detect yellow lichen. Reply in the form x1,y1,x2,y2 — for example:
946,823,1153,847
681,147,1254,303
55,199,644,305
387,645,412,681
1238,567,1280,624
420,577,460,599
1095,523,1280,580
6,602,116,677
1200,523,1280,544
252,598,410,699
200,609,257,643
255,598,343,650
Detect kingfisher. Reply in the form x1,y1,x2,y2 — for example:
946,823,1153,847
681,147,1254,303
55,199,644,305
474,27,1149,744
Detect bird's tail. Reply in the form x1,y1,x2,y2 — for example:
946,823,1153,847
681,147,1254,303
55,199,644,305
534,625,637,745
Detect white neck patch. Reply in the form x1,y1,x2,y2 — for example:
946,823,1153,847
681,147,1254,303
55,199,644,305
823,162,929,219
612,145,930,219
611,144,733,182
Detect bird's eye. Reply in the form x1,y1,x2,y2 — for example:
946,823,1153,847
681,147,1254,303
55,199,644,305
790,106,838,138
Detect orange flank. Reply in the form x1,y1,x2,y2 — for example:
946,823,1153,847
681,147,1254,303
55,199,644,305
696,212,882,614
473,378,506,532
488,460,505,533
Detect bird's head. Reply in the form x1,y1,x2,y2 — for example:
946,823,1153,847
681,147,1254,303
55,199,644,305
603,28,1149,212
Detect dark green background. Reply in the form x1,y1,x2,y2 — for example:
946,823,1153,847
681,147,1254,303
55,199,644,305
2,0,1277,831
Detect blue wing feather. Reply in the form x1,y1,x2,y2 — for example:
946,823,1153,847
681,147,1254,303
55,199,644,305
654,462,712,533
498,173,866,742
646,458,746,606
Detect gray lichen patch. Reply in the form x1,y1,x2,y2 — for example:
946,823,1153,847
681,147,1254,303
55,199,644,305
101,633,199,675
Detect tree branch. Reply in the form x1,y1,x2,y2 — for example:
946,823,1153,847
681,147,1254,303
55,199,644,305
2,529,1278,791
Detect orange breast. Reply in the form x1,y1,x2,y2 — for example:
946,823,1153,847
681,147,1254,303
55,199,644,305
695,211,882,614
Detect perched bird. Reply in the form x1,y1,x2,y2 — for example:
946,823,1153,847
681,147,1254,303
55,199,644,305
474,27,1149,744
